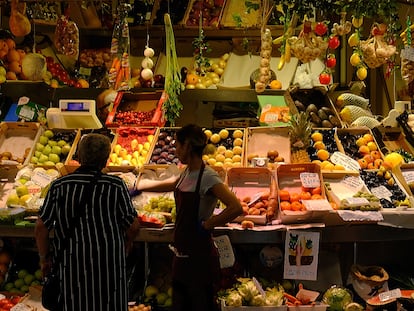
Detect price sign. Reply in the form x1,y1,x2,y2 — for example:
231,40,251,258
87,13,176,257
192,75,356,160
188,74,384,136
344,197,370,207
379,289,401,302
302,199,332,211
402,170,414,184
342,175,365,192
300,172,320,188
370,185,393,200
31,170,55,188
330,152,360,171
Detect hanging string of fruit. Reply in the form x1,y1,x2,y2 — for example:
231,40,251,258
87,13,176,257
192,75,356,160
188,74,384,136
140,32,155,86
163,13,185,126
400,17,414,98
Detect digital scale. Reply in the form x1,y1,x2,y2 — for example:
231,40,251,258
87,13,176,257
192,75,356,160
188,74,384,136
46,99,103,129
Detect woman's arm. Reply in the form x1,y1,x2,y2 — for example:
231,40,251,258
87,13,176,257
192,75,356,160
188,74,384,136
203,183,243,230
136,175,179,192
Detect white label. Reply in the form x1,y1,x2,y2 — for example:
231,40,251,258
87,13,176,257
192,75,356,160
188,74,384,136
17,96,30,106
252,277,266,297
370,185,393,200
379,288,401,302
300,172,320,188
330,152,361,171
345,197,370,207
401,47,414,62
302,199,332,211
18,105,35,120
31,170,55,188
402,170,414,184
11,303,33,311
342,175,365,192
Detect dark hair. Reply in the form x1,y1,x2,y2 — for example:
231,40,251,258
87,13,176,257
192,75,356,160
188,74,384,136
176,124,207,156
78,133,111,169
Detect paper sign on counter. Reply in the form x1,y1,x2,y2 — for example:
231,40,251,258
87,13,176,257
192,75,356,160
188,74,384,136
330,152,360,171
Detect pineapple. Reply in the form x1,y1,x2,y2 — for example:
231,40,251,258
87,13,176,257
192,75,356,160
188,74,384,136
289,112,311,163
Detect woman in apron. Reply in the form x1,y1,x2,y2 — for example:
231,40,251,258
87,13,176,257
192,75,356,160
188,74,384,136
138,124,243,311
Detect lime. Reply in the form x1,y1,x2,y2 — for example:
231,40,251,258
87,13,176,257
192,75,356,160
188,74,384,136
14,278,24,289
17,269,28,279
4,282,14,291
24,274,35,285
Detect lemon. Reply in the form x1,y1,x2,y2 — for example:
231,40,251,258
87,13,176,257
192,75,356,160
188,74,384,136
317,149,330,161
216,145,227,154
219,129,229,139
233,129,243,139
350,53,361,67
204,129,213,139
210,133,221,144
348,32,360,47
233,138,243,146
384,152,404,168
233,146,243,155
357,66,367,80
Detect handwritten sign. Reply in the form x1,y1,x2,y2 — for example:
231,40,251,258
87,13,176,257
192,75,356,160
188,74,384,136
300,172,320,188
342,175,365,192
330,152,360,171
402,170,414,184
370,185,393,200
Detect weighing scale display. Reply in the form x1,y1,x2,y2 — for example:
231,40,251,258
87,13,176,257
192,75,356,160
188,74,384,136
66,102,87,111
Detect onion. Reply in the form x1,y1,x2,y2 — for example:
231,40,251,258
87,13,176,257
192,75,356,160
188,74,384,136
21,53,46,81
141,57,154,69
140,68,153,80
144,47,155,57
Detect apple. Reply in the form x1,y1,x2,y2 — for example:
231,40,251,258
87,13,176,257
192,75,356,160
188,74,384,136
39,135,49,145
48,140,58,147
15,185,29,197
48,153,60,163
44,129,54,138
57,140,67,147
34,150,42,158
61,144,71,155
36,143,45,152
42,145,52,155
30,156,38,164
51,145,62,155
38,154,49,163
43,161,55,166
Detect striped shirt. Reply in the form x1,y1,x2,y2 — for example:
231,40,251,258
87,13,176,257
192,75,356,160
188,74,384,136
39,170,137,311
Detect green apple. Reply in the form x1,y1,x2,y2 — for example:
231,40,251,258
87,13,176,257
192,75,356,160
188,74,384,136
17,269,28,279
36,143,44,152
24,274,35,285
43,129,54,139
15,185,29,197
30,156,38,164
14,279,24,289
48,140,58,147
38,154,49,163
6,193,20,207
57,140,67,147
38,135,49,145
48,153,60,163
18,178,29,185
42,145,52,155
51,145,62,155
61,144,71,156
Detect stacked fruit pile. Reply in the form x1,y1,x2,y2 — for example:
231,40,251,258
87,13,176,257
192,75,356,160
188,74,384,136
3,268,42,295
202,128,244,168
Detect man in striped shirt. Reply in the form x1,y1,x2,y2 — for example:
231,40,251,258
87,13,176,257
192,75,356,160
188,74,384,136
35,133,140,311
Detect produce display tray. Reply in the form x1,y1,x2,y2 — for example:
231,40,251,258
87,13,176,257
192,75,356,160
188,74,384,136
227,166,276,224
181,0,227,28
105,91,166,128
220,0,261,28
0,122,41,166
244,126,291,168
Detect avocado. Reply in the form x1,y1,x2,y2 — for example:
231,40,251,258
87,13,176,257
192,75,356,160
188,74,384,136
329,115,342,127
309,111,322,125
306,104,318,114
321,106,334,116
317,109,329,121
294,100,305,112
321,119,334,128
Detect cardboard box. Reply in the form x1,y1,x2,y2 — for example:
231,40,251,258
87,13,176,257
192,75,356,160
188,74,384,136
276,163,330,224
227,167,276,224
105,91,165,128
0,122,41,167
245,126,290,168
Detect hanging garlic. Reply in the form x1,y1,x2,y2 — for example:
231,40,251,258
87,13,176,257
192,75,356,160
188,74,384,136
141,45,155,81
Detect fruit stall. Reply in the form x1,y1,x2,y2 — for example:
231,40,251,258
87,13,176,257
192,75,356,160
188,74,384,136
0,0,413,309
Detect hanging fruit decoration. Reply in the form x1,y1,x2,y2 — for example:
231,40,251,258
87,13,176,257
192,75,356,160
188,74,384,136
140,46,155,87
400,17,414,97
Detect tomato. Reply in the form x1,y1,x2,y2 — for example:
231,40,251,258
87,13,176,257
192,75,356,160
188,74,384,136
0,299,10,307
326,55,336,68
10,296,20,304
2,303,14,311
328,36,340,49
314,22,328,36
279,190,290,201
319,72,331,85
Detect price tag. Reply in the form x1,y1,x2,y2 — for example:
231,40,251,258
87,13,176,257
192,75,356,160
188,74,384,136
402,170,414,184
252,277,266,297
342,175,365,192
379,288,401,302
31,169,55,188
401,47,414,62
370,185,393,200
11,303,33,311
18,105,35,120
344,197,370,207
300,172,320,188
302,199,332,211
330,152,360,171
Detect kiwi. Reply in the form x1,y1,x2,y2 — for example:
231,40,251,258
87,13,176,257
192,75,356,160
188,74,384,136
329,115,342,127
321,119,334,128
306,104,318,114
309,111,322,125
317,109,329,121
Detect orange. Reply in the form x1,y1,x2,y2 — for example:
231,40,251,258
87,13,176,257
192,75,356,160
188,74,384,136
358,145,370,155
269,79,282,89
317,149,330,161
371,150,381,160
311,187,322,195
311,132,323,142
5,38,15,51
186,73,199,85
7,49,20,63
313,141,326,150
77,78,89,88
290,193,300,202
358,158,367,169
279,190,290,201
363,133,374,142
374,158,384,169
300,191,312,200
280,201,291,211
363,154,374,164
311,194,323,200
291,201,304,211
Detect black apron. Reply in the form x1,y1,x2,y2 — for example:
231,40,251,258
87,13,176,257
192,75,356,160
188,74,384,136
172,164,220,285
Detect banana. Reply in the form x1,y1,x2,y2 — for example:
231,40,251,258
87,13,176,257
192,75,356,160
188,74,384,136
278,54,285,71
273,36,284,45
284,41,291,63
